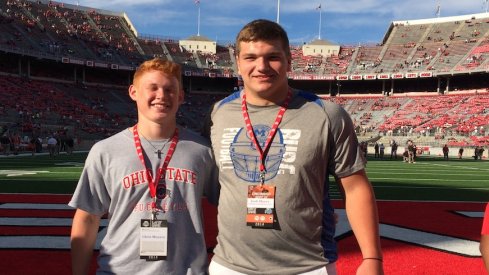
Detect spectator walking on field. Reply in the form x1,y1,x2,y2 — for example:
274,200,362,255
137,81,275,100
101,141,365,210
1,134,11,155
374,142,379,158
390,140,398,159
442,144,449,160
474,146,485,160
407,140,416,163
47,135,57,157
65,136,74,154
11,132,20,155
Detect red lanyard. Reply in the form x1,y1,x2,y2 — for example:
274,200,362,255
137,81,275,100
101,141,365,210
132,124,179,211
241,90,292,184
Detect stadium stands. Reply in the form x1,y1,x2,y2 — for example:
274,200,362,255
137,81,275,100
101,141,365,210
0,1,488,151
325,91,489,147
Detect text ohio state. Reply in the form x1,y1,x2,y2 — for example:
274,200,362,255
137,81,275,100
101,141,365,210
122,167,197,188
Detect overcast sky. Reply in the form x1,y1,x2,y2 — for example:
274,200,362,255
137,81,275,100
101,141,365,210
61,0,489,45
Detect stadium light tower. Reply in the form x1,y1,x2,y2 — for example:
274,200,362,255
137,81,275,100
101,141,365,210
277,0,280,24
317,3,322,40
435,1,441,18
195,0,201,36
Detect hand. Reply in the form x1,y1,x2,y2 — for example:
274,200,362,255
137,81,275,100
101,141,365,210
356,258,384,275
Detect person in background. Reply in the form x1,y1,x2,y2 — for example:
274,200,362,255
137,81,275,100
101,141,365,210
442,144,449,160
47,135,57,157
1,133,11,155
458,147,464,159
390,140,398,159
69,58,218,275
379,143,385,159
407,140,415,163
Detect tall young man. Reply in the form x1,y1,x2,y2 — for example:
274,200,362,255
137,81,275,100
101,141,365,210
204,19,383,275
69,58,218,274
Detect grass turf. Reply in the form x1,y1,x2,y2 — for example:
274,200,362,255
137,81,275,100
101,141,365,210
0,153,487,274
0,153,488,202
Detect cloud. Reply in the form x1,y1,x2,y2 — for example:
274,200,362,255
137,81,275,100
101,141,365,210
280,0,487,19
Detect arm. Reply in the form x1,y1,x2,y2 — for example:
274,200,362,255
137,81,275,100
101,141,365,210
338,169,384,275
70,208,101,275
481,234,489,272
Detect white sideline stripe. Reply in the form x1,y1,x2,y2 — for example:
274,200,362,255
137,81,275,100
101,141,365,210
0,203,73,210
367,172,485,176
369,177,489,182
0,217,108,226
426,163,489,171
456,211,484,218
0,210,482,255
334,210,481,257
373,186,489,190
0,228,106,249
0,236,72,249
380,223,481,256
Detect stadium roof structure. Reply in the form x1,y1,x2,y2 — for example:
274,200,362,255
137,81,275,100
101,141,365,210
306,39,338,46
3,0,489,86
184,35,214,42
382,12,489,44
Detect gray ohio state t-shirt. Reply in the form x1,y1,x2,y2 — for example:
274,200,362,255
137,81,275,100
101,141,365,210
207,90,366,275
69,126,218,275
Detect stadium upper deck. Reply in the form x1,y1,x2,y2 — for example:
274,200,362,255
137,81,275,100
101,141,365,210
0,1,488,150
1,0,489,81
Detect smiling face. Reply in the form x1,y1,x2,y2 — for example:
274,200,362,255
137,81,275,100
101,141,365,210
129,69,183,128
235,19,292,105
236,39,291,105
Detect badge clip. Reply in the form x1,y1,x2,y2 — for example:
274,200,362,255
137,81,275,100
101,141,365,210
151,197,158,221
259,171,266,186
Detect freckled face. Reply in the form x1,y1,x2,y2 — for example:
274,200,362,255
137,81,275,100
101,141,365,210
128,70,183,125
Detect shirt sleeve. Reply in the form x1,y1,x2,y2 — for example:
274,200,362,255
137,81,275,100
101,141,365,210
68,143,110,216
324,101,366,178
203,148,220,206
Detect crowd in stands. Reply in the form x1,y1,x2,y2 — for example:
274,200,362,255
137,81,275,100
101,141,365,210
1,0,143,65
0,73,228,153
326,90,489,149
0,70,487,155
0,1,488,156
0,74,136,152
4,0,489,77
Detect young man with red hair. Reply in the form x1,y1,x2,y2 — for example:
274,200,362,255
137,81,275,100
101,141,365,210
70,58,218,274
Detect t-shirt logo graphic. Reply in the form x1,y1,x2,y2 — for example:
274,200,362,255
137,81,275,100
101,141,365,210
229,125,286,182
156,183,167,199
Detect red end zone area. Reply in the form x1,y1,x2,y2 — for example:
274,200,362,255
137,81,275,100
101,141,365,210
0,195,485,274
333,200,486,274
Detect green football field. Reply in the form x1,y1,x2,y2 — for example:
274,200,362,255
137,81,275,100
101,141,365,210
0,152,488,202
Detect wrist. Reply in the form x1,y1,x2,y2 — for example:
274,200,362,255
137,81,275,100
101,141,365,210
363,257,383,262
